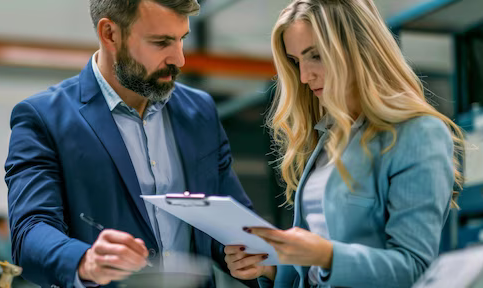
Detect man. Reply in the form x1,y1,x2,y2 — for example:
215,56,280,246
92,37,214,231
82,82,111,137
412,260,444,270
5,1,254,287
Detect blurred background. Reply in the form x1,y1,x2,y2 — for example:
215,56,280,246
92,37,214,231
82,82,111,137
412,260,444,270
0,0,483,286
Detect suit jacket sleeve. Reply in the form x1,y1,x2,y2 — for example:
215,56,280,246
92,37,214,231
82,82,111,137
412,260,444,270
5,101,90,288
324,117,455,288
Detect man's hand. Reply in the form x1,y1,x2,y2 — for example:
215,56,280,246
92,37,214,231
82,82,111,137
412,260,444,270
78,229,149,285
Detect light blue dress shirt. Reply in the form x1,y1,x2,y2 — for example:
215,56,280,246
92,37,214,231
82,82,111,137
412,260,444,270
74,53,191,287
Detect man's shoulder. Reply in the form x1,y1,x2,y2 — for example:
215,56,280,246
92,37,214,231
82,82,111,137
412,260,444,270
171,82,217,122
22,74,82,109
173,82,214,107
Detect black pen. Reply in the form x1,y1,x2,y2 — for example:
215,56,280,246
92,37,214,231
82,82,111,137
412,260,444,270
80,213,154,268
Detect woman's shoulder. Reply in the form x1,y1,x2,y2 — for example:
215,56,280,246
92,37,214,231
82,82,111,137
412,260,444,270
395,115,452,144
374,115,451,145
398,114,448,131
375,115,453,162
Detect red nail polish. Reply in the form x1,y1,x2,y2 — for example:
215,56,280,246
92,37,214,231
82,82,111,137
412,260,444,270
262,255,268,259
240,247,246,251
243,227,252,233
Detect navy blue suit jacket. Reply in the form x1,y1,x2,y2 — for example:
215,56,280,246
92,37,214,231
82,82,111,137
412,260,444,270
5,59,253,288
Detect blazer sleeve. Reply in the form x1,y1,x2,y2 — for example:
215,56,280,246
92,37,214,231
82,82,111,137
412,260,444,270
324,116,455,288
5,101,90,288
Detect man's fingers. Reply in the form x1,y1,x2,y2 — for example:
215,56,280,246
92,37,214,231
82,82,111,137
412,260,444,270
101,230,148,257
95,254,140,273
134,238,149,258
93,242,147,270
96,266,133,283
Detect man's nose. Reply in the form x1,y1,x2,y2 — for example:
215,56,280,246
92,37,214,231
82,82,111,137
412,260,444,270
166,42,185,68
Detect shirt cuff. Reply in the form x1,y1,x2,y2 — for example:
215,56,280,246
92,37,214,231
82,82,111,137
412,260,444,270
318,267,331,283
74,271,99,288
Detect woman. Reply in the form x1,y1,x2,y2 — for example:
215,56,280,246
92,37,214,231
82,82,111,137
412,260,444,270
224,0,464,287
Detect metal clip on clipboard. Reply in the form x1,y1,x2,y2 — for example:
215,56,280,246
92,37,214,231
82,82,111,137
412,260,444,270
165,191,210,207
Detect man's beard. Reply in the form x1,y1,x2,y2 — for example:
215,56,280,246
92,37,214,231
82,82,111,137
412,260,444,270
114,43,180,103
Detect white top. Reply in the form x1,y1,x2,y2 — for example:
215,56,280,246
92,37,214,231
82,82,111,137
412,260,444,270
302,116,364,287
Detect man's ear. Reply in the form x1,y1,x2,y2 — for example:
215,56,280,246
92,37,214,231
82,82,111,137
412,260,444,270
97,18,123,53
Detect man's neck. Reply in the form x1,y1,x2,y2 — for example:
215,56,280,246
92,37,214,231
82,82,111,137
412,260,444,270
96,51,149,117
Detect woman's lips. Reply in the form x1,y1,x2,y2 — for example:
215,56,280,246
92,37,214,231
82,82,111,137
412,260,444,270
313,88,323,96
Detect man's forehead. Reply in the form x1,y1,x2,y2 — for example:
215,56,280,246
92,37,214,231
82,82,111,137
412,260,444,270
133,1,190,36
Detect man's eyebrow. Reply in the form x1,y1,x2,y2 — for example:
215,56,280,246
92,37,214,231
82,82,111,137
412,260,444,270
146,35,176,41
146,31,190,41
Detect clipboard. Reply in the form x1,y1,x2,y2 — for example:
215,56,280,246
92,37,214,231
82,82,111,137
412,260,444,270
141,192,279,265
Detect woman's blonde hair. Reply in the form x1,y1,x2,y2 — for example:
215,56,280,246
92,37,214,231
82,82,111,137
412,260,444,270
268,0,464,206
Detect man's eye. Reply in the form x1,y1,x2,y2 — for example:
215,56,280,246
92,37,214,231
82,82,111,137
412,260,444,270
153,41,168,47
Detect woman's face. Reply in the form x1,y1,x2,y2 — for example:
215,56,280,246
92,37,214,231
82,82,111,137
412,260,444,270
283,20,360,118
283,20,325,99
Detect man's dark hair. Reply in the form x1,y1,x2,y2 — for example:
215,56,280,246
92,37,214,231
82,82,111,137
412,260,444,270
89,0,200,35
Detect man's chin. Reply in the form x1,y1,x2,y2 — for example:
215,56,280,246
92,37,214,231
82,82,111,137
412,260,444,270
145,88,175,103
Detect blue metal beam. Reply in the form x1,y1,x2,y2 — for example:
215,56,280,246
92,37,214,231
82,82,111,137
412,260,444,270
386,0,457,30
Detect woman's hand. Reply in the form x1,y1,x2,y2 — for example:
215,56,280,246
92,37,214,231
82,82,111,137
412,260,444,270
244,227,333,268
224,245,277,281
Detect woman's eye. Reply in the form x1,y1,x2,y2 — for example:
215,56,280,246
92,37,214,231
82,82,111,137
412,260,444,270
288,58,299,66
312,54,321,61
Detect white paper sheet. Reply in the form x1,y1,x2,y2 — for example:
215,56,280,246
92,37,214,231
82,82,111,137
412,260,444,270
141,195,280,266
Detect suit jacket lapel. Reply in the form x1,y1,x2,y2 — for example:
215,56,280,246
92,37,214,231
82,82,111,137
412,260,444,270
292,132,329,282
293,132,329,227
78,60,155,241
166,93,197,193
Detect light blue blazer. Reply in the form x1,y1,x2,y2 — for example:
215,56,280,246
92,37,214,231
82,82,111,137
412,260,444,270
260,116,455,288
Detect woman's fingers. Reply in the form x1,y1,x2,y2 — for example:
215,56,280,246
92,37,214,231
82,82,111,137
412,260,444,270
245,227,288,244
229,254,268,271
224,245,246,255
230,265,261,280
225,251,248,264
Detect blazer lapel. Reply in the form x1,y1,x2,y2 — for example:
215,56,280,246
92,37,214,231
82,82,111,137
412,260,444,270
293,132,329,226
166,92,197,193
292,131,329,282
78,60,155,240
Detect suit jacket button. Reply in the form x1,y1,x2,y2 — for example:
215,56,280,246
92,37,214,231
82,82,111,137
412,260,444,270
148,248,156,259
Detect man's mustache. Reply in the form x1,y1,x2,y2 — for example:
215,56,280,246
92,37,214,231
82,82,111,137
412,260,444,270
148,65,180,80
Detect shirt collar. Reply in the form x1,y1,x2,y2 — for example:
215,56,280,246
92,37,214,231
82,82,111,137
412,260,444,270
91,52,165,117
314,114,365,133
92,52,123,112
